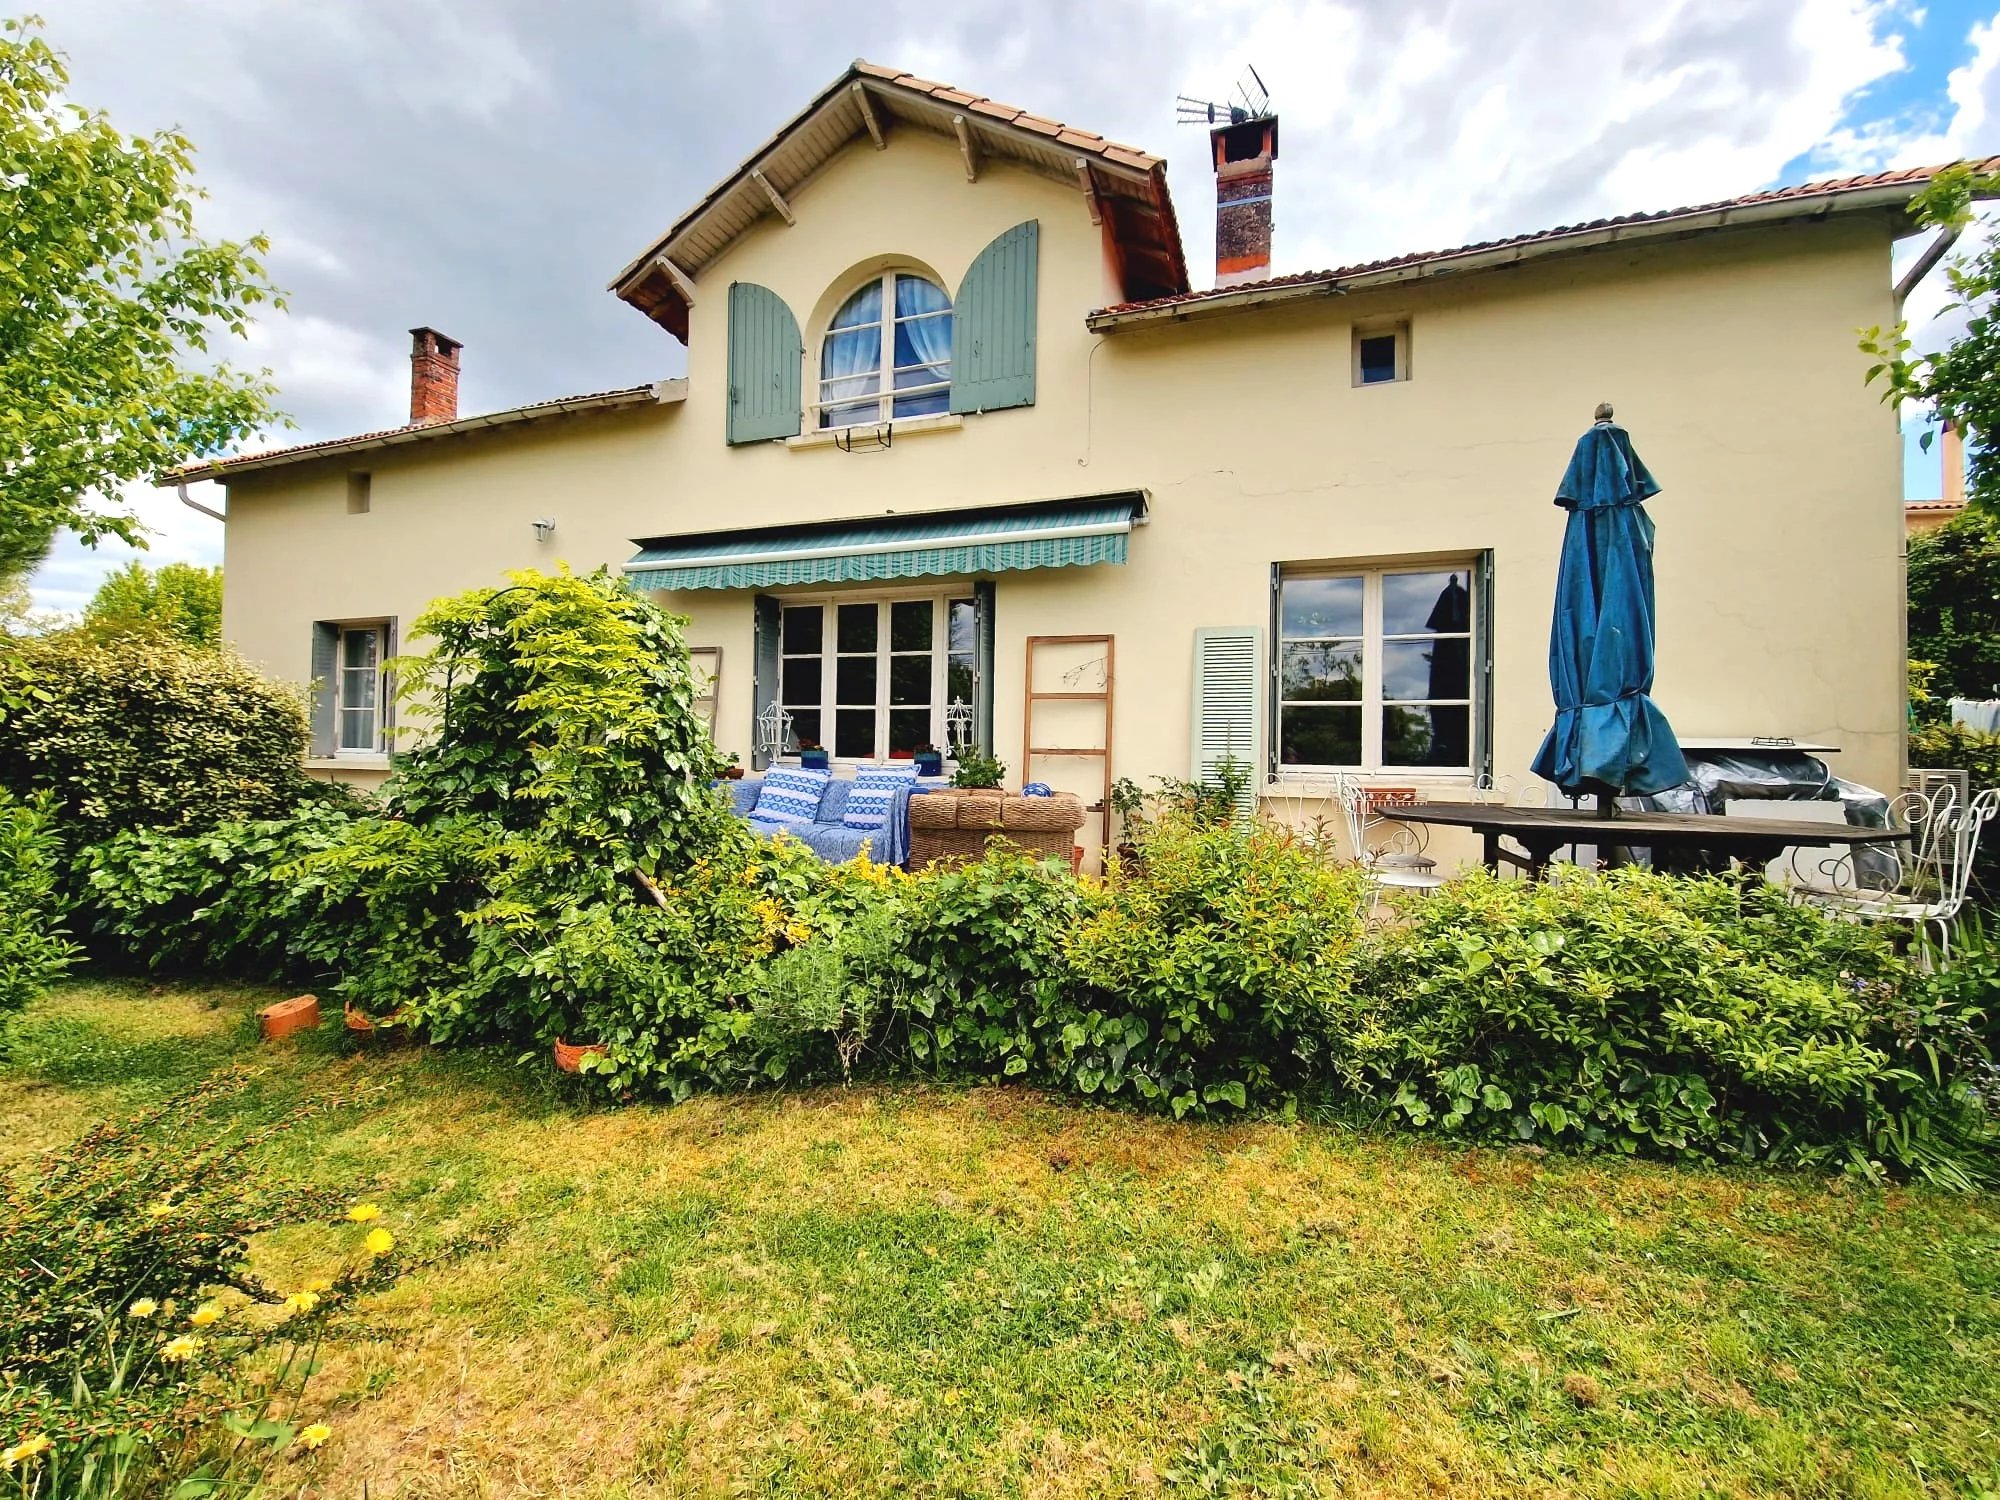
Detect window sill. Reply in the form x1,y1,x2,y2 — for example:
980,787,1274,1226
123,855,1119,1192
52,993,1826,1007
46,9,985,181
1263,772,1479,799
787,412,963,450
305,756,391,771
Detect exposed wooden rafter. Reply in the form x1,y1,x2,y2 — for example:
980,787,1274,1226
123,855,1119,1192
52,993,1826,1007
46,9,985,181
656,256,698,307
851,82,886,149
749,168,795,226
1074,158,1101,226
953,114,980,182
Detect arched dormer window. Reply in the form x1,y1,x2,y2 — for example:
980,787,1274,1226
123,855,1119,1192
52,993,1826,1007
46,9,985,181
817,272,952,429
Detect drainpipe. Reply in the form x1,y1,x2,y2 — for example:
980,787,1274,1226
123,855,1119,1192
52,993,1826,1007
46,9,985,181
177,482,225,522
1894,225,1962,311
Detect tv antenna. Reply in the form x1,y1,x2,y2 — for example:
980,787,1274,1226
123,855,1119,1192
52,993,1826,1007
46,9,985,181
1175,65,1272,127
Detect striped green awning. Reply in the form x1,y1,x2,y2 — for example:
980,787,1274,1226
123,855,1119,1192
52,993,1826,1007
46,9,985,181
623,495,1144,591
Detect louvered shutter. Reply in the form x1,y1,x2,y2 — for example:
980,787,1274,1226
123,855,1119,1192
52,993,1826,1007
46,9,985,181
751,594,781,769
972,579,996,754
950,221,1038,414
380,617,398,754
1191,627,1263,820
308,622,338,758
726,283,802,444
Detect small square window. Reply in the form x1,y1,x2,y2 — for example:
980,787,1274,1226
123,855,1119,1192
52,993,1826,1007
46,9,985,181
1353,324,1409,387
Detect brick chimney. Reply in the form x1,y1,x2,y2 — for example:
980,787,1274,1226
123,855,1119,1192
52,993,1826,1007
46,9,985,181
1210,115,1278,287
408,327,462,425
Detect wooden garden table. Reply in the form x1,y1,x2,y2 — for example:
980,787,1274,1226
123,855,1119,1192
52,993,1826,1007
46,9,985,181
1382,802,1910,879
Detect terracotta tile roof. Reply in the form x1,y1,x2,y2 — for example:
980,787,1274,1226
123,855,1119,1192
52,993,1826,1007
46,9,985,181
1092,157,2000,320
1906,499,1969,511
846,61,1164,171
165,383,671,482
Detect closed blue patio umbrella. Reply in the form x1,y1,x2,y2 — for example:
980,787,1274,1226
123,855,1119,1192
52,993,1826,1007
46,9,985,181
1530,404,1688,804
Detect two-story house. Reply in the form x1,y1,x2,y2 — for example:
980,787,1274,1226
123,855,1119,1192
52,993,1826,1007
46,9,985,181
176,61,1965,864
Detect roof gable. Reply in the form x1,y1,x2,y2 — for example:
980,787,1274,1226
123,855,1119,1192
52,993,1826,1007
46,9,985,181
610,62,1188,343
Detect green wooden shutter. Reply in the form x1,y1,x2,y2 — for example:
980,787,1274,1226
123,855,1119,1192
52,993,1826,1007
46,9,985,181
380,617,399,755
308,622,338,758
1191,627,1263,820
972,579,996,754
950,220,1038,414
751,593,781,769
727,283,802,444
1474,551,1495,784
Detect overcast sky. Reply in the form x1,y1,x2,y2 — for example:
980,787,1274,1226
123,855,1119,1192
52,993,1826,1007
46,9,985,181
25,0,2000,612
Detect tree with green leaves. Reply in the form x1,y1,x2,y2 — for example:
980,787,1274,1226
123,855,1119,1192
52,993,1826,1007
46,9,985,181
1861,165,2000,509
80,559,222,647
0,15,283,579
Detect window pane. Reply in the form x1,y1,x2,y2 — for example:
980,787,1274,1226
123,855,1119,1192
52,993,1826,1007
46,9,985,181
340,629,378,671
893,320,952,385
948,599,977,654
338,709,375,752
340,667,377,713
947,659,975,709
895,276,951,317
822,399,881,430
830,279,883,329
892,389,951,418
888,709,931,756
889,600,932,651
1281,576,1363,639
1281,641,1363,701
781,606,822,655
890,655,930,706
781,657,821,706
835,709,877,759
1359,334,1398,384
1385,704,1470,767
788,709,821,749
1384,571,1470,635
837,603,877,653
836,655,877,705
1383,637,1471,701
818,370,883,402
1280,705,1361,767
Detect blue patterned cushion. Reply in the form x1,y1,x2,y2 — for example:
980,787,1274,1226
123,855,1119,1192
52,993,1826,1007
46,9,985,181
841,762,920,831
753,766,831,825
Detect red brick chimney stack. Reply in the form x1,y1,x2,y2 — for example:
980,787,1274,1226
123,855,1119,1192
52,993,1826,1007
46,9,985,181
1210,115,1278,287
408,327,463,425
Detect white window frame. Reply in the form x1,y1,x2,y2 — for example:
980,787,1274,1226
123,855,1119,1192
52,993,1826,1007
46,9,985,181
1276,562,1478,776
814,271,954,431
1352,320,1411,387
774,587,977,764
334,622,388,758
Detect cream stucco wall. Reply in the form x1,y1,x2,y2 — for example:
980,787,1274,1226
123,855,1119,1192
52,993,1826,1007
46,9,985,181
219,126,1906,864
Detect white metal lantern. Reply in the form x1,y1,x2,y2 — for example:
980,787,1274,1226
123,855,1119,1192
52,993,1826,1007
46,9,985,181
755,702,794,763
944,697,975,755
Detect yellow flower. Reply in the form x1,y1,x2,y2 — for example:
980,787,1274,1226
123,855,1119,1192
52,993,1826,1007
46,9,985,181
345,1203,381,1223
296,1424,332,1450
127,1298,159,1319
2,1435,52,1469
283,1290,321,1314
160,1335,201,1363
189,1302,223,1328
304,1276,334,1294
145,1201,173,1219
363,1227,395,1257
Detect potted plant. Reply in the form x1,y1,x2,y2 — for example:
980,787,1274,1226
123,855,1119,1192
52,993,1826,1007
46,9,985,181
951,750,1006,790
718,751,745,781
913,742,945,777
797,738,829,772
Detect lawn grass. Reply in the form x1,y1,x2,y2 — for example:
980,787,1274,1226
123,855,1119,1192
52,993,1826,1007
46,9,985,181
5,979,1999,1499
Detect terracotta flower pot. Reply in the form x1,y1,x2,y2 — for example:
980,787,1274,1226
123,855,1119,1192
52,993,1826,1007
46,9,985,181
344,1003,409,1036
553,1038,607,1075
258,994,321,1042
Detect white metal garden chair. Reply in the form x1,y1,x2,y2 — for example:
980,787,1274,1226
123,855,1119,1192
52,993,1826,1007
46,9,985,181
1791,784,1997,963
1331,773,1447,895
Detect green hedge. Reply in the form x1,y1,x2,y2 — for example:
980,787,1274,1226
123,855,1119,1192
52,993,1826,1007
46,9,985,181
0,791,75,1031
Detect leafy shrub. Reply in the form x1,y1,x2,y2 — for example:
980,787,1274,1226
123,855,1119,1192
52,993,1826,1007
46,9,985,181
1907,507,2000,714
0,632,336,840
0,790,76,1030
0,1068,405,1472
1352,868,1997,1186
949,750,1006,790
1059,816,1371,1115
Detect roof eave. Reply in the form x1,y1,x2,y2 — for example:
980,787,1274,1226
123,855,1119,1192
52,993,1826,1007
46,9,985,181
1085,183,1925,332
167,380,684,484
